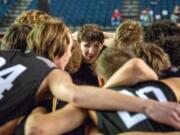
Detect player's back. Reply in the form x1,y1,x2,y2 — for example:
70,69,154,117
0,50,56,126
97,80,179,135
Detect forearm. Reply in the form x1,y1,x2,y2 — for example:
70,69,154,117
103,38,114,47
71,31,78,40
60,83,156,113
25,105,87,135
103,32,114,39
104,58,158,88
45,104,87,134
0,118,21,135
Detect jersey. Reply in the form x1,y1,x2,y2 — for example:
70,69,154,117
0,50,57,126
97,80,178,135
71,61,99,86
161,66,180,79
71,46,106,86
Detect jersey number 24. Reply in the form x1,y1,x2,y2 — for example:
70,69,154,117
0,57,27,100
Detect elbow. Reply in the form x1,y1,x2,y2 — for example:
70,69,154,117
25,115,47,135
130,58,158,81
69,90,82,107
66,85,85,108
57,82,85,107
129,58,145,73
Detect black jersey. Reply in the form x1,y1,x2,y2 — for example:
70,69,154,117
0,50,56,126
161,66,180,79
97,81,178,135
71,46,106,86
71,61,99,86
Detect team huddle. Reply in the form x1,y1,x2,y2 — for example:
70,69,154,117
0,10,180,135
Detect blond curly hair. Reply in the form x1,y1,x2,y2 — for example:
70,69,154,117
15,10,52,27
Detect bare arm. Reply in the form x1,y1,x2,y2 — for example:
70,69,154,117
48,69,151,112
71,31,78,40
103,30,115,47
86,122,103,135
104,58,158,88
0,118,21,135
103,32,114,39
25,105,87,135
47,69,180,128
71,31,114,43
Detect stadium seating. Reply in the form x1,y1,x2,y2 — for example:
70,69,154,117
140,0,180,20
0,0,17,20
28,0,122,27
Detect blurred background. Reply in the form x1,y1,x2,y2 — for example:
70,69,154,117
0,0,180,32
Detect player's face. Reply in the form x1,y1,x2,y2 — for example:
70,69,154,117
54,34,73,70
80,41,103,64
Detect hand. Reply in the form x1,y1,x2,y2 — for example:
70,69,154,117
145,101,180,129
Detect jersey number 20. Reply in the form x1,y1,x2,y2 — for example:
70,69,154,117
0,57,27,100
117,87,168,129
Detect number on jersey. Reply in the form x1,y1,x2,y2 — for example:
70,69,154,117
0,57,27,99
117,87,168,129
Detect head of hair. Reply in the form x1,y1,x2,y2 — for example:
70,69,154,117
144,20,180,42
95,47,135,80
27,19,70,61
1,24,32,51
77,24,104,44
15,10,52,27
128,42,171,76
0,33,4,46
154,35,180,67
65,40,82,74
114,19,143,48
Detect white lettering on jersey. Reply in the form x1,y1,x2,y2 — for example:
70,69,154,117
0,57,27,100
117,86,167,129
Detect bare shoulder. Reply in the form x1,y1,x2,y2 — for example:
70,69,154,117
161,78,180,101
47,69,71,81
36,69,72,99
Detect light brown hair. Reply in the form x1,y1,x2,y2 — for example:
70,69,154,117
65,40,82,74
95,47,135,80
128,42,171,76
114,19,143,48
1,24,32,50
27,19,70,61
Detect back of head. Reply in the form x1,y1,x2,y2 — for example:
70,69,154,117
144,20,180,42
154,35,180,67
15,10,52,27
95,47,135,80
27,19,70,61
77,24,104,44
114,19,143,48
1,24,32,51
128,42,171,76
65,40,82,74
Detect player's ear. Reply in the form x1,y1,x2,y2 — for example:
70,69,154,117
98,77,105,87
